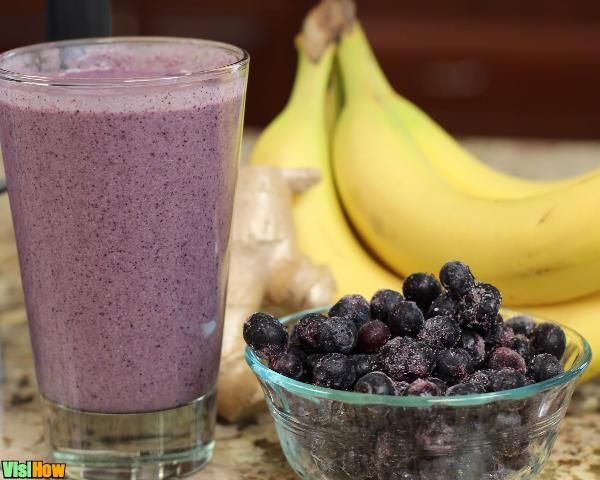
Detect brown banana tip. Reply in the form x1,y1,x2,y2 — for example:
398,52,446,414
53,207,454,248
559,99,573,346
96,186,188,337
301,0,357,62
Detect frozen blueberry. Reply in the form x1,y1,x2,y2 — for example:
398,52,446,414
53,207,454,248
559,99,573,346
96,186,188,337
529,353,564,382
243,312,288,359
426,292,458,318
393,380,411,396
486,323,515,350
380,337,436,381
354,371,395,395
318,316,357,354
506,315,536,337
304,353,325,374
488,368,527,392
531,322,566,359
357,320,390,353
494,411,527,457
458,283,502,333
426,377,448,394
293,313,325,352
439,261,475,297
402,273,442,312
460,329,486,366
418,315,461,349
312,353,356,390
388,300,424,337
289,345,306,361
488,347,527,374
466,369,492,392
329,294,371,330
269,351,305,380
406,378,441,397
416,417,455,453
370,288,404,323
435,348,474,383
352,353,381,378
375,431,415,476
511,334,534,363
446,382,482,396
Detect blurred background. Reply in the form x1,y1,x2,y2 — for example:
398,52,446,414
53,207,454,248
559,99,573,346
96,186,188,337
2,0,600,138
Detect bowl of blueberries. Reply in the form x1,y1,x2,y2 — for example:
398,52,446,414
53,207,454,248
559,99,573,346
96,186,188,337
244,261,591,480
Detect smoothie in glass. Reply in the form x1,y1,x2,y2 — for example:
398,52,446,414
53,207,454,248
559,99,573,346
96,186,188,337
0,37,248,476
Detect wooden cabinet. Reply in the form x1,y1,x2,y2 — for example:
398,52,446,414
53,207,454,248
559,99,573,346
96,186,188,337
2,0,600,138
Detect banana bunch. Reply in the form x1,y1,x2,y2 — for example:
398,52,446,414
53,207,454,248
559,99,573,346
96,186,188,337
248,36,402,298
249,1,599,379
333,22,600,307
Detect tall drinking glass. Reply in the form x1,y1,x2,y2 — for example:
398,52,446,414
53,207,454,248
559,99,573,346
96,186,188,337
0,37,248,478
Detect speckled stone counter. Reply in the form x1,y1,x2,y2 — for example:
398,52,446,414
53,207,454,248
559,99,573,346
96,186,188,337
1,136,600,479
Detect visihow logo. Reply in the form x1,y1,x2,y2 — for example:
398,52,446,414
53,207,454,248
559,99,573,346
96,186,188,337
1,461,66,479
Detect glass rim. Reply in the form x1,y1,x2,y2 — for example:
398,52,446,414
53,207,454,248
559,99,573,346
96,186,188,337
0,36,249,88
245,306,592,407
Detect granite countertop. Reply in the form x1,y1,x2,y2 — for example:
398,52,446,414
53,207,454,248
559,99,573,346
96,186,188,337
1,136,600,479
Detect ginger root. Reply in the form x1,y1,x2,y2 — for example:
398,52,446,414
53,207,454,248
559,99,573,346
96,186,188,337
218,165,335,422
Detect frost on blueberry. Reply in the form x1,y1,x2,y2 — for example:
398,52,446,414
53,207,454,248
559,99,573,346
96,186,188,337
426,292,458,319
402,272,442,312
269,351,305,380
506,315,536,337
370,288,404,323
388,301,424,337
312,353,356,390
243,312,288,359
439,261,475,297
529,353,564,382
380,337,436,381
418,315,461,349
458,282,502,333
329,294,371,330
318,316,358,354
293,312,325,352
460,329,486,366
435,348,474,384
531,322,566,359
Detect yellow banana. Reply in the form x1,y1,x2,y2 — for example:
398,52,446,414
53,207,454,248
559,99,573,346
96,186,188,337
334,23,600,306
325,61,344,140
340,22,596,200
248,37,402,299
523,293,599,382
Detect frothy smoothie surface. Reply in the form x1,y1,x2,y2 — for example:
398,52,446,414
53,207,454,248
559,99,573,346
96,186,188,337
0,41,247,413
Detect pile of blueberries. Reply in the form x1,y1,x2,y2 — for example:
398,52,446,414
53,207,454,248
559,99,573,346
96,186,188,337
243,261,566,397
243,261,570,479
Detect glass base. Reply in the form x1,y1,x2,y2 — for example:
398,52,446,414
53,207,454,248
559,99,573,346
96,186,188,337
44,388,216,480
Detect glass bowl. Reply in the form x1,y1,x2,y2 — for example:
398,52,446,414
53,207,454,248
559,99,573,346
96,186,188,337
245,307,591,480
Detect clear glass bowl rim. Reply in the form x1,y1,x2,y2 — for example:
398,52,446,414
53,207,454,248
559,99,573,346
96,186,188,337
245,306,592,407
0,36,249,87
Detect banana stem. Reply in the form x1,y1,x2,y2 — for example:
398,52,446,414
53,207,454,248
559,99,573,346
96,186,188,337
285,38,335,123
337,22,394,100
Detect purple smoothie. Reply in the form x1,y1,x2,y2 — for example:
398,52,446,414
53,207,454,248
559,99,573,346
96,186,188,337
0,41,247,413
